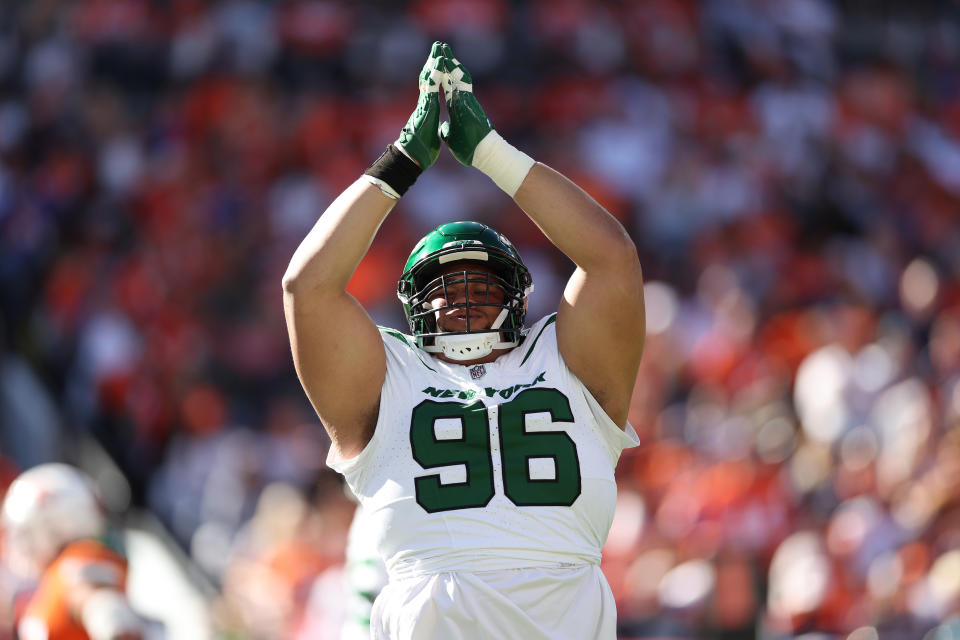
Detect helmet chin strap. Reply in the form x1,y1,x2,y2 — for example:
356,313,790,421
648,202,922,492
425,332,520,361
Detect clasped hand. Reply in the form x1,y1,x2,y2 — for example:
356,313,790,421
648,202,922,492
396,41,494,170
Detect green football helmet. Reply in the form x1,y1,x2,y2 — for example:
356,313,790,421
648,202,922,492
397,221,533,360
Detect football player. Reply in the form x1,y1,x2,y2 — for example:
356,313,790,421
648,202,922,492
283,42,645,639
339,504,387,640
2,464,144,640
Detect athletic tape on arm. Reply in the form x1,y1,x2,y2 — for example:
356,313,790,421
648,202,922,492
471,130,536,197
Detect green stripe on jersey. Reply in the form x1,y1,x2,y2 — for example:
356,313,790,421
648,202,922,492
520,314,557,366
380,327,437,372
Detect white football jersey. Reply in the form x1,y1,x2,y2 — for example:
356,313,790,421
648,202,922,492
327,314,639,638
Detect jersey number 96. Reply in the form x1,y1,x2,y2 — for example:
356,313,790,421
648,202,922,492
410,388,582,513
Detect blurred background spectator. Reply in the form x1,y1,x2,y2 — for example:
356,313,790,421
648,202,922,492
1,0,960,638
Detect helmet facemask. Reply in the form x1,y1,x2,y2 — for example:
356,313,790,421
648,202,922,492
399,243,533,360
413,267,526,359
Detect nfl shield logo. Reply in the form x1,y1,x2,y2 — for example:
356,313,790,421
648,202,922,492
470,365,486,380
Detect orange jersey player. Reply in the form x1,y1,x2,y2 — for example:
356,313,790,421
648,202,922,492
2,464,144,640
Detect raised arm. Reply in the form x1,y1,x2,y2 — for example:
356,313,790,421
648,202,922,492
283,44,445,458
439,45,644,428
282,182,393,459
514,166,644,428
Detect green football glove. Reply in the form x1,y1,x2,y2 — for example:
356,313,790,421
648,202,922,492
438,43,494,166
396,42,445,169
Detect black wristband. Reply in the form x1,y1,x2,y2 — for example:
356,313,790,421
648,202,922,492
364,145,423,196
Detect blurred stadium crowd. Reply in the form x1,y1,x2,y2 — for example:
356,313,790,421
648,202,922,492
1,0,960,638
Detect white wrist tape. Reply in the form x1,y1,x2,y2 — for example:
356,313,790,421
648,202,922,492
471,130,536,197
361,174,401,200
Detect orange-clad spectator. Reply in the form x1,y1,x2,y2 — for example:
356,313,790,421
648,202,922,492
1,464,149,640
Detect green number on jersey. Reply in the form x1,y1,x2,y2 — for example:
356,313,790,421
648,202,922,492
499,388,580,506
410,389,581,512
410,400,495,513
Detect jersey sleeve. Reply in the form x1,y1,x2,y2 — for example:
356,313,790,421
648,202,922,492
573,370,640,464
326,328,425,489
524,315,640,465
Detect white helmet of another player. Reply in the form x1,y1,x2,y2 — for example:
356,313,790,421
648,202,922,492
2,463,106,576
